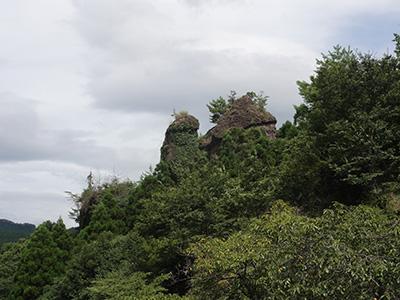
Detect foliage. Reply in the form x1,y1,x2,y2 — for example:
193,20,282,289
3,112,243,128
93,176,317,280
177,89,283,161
207,96,231,123
87,271,184,300
160,113,206,182
0,241,24,299
190,201,400,299
69,178,136,232
79,188,130,239
162,129,206,183
12,219,73,300
276,132,328,209
277,121,298,139
295,39,400,203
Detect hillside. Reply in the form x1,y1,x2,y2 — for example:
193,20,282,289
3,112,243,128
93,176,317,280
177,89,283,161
0,219,35,245
0,35,399,299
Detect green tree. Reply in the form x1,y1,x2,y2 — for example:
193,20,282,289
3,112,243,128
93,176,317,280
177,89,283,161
12,219,72,299
293,36,400,204
0,241,24,299
277,120,298,139
80,190,128,239
190,201,400,299
207,96,231,123
52,232,121,300
87,271,186,300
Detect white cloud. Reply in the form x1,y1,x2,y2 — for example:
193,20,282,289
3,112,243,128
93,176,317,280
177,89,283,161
0,93,117,166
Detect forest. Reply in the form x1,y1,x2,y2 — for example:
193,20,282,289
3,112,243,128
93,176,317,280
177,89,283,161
1,34,400,299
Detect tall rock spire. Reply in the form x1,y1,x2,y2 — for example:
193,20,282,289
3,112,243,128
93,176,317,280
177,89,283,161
160,112,202,180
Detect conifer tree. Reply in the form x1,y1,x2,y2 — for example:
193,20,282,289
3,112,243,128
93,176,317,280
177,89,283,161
12,220,72,299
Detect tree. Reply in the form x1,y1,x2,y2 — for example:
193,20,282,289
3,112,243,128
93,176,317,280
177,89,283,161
207,96,231,123
12,219,72,299
87,271,184,300
190,201,400,299
294,36,400,203
79,190,129,239
277,121,298,139
0,241,24,299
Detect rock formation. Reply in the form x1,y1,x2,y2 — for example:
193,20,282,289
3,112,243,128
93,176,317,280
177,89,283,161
201,95,277,155
161,112,200,162
160,112,202,180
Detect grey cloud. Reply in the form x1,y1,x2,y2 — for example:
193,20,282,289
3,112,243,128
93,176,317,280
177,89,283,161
181,0,236,7
73,0,400,129
0,160,130,228
73,0,165,50
0,93,116,168
85,46,309,126
73,0,318,128
0,190,75,227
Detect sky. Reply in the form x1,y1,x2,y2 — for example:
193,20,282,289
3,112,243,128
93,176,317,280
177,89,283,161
0,0,399,227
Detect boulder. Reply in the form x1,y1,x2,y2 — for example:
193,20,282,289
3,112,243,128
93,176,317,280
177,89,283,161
201,96,277,154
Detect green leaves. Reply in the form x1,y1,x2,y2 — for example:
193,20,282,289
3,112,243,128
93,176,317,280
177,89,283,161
87,271,170,300
293,36,400,205
207,96,230,123
12,220,73,300
190,202,400,299
0,241,24,299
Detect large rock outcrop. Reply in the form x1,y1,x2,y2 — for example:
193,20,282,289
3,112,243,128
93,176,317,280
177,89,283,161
161,113,200,162
160,112,202,180
201,96,277,155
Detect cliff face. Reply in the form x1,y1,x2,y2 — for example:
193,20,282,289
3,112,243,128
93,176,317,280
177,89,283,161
201,96,277,155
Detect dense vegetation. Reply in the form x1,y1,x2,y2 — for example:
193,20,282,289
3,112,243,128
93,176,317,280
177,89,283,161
1,35,400,299
0,219,35,245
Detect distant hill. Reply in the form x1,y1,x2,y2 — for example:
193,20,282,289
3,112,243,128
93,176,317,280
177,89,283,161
0,219,35,245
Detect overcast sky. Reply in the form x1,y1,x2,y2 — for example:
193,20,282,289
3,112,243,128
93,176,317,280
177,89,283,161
1,0,399,227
